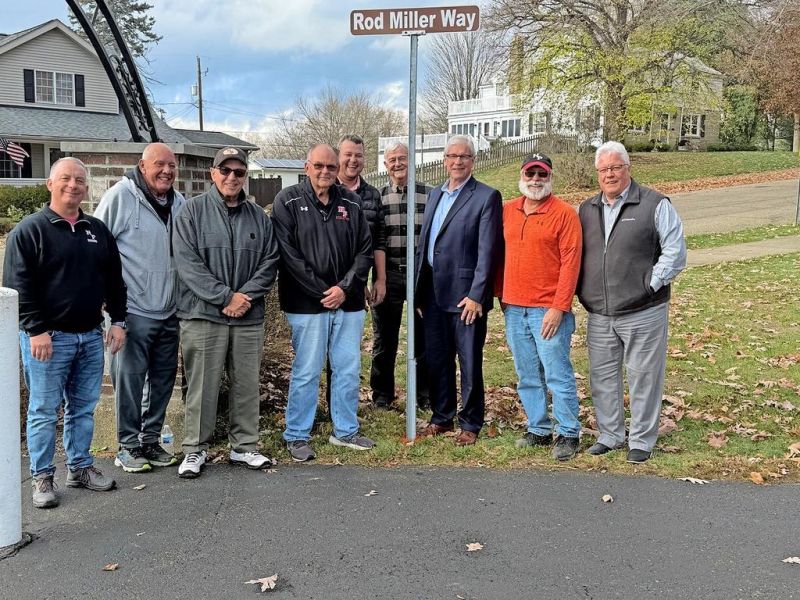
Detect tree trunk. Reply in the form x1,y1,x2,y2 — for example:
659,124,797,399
793,112,800,153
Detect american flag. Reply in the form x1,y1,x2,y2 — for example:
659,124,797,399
0,137,29,168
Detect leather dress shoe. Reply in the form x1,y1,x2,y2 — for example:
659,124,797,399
587,442,620,456
419,422,454,437
454,430,478,446
626,448,652,463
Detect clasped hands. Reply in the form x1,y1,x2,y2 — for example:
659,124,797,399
223,292,252,318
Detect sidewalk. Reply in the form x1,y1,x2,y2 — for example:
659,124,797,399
1,457,799,599
688,234,800,267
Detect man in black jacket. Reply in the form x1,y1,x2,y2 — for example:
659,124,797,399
3,157,127,508
272,143,373,462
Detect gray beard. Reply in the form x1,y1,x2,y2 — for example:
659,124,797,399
519,179,552,201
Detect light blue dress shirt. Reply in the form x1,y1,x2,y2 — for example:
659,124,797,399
602,185,687,292
426,178,468,266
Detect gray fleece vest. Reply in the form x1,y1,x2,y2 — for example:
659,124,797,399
577,180,670,316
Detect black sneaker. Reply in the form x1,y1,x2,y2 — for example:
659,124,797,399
287,440,316,462
552,435,580,461
515,432,552,448
142,443,178,467
114,446,152,473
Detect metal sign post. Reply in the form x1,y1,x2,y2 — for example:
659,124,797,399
403,30,423,441
350,5,480,441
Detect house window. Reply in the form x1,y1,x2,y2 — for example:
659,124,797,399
0,153,22,178
628,122,649,134
681,114,702,138
529,113,547,134
35,70,74,105
298,174,308,182
500,118,521,138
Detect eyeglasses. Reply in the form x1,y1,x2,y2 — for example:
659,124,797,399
596,164,629,175
444,153,473,161
215,166,247,178
523,169,550,178
309,162,339,172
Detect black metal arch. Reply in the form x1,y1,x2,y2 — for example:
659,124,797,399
66,0,159,143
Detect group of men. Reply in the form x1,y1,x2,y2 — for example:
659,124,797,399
2,133,685,510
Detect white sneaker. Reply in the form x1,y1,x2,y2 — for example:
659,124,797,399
178,451,207,478
230,450,273,469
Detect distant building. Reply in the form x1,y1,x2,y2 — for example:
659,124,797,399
248,157,306,189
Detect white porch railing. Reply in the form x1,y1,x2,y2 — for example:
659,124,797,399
0,178,47,187
448,95,519,115
378,133,450,151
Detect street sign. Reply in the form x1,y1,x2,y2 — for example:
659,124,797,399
350,5,479,35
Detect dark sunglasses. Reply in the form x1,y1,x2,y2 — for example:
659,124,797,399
524,169,550,178
215,165,247,178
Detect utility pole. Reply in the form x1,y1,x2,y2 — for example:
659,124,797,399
196,55,204,131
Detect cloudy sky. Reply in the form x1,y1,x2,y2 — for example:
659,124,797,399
2,0,467,137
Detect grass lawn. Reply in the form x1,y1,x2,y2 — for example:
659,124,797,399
253,253,800,484
477,150,800,201
686,224,800,250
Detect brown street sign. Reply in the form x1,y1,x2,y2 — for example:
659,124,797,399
350,5,480,35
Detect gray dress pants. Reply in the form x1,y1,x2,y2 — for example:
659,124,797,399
586,303,669,452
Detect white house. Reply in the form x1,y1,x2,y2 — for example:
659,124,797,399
248,157,306,189
0,19,253,186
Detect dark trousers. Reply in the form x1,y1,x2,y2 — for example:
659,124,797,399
421,285,487,433
110,313,179,447
370,269,429,406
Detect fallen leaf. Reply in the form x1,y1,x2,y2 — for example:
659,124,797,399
749,472,765,485
782,557,800,564
602,494,614,503
786,442,800,459
466,542,484,552
679,477,710,485
246,574,278,592
364,490,378,497
707,431,729,448
103,563,119,571
261,468,278,474
132,484,146,491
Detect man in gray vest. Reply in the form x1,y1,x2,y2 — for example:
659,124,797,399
577,141,686,463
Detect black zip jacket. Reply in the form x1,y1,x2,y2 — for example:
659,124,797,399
271,180,372,313
338,177,386,253
2,204,127,335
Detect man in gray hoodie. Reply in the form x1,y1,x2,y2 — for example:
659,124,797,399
95,142,185,473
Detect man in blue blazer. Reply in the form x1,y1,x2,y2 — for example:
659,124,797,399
414,135,503,445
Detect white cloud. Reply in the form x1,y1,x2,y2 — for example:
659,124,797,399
376,80,406,109
153,0,351,54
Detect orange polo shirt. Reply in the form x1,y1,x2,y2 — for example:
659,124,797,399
496,194,582,312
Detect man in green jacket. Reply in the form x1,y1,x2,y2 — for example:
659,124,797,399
173,147,279,478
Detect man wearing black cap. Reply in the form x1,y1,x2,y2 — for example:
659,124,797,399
495,153,583,460
173,147,279,478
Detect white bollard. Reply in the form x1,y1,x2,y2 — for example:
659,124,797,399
0,287,21,550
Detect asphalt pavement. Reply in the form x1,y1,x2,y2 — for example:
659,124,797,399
1,457,798,600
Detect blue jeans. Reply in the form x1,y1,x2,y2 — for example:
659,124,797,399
504,306,580,438
284,310,365,442
20,328,105,477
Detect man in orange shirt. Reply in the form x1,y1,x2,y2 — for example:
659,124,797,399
497,154,583,460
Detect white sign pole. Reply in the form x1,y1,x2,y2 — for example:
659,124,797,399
0,288,21,550
404,30,424,441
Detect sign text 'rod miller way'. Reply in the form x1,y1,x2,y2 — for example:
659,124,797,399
350,5,480,441
350,6,479,35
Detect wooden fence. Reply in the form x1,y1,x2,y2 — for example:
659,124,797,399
363,134,577,189
248,177,283,207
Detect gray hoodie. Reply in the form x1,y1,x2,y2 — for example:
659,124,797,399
94,172,185,320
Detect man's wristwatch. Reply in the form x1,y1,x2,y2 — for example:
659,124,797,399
111,321,127,330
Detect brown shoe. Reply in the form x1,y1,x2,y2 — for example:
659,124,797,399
419,422,454,438
454,430,478,446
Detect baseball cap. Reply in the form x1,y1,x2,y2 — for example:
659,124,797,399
521,153,553,173
213,146,248,168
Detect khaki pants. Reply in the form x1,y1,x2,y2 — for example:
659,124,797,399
180,320,264,453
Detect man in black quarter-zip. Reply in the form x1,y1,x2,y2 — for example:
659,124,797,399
173,147,279,479
272,143,374,463
3,157,126,508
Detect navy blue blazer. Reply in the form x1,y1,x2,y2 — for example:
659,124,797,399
414,176,503,313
